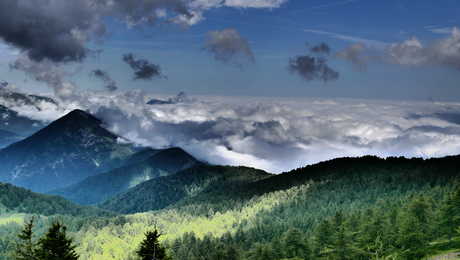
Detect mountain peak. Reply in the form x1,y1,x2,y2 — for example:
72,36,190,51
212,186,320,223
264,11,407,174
0,109,136,192
60,109,102,124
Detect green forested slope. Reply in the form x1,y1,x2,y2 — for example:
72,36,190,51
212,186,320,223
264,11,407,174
1,155,460,260
0,182,112,217
100,164,271,214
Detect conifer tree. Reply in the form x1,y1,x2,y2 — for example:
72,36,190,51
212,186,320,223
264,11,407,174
137,229,170,260
14,217,37,260
398,197,430,259
440,186,460,240
36,222,79,260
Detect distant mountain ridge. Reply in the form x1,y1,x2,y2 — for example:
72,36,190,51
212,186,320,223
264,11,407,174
0,105,44,142
51,147,200,205
100,164,271,214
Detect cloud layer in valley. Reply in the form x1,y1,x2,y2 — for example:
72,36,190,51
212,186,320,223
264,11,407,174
4,90,460,173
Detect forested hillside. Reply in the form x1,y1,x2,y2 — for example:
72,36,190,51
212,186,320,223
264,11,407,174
1,155,460,260
0,182,113,217
100,164,271,214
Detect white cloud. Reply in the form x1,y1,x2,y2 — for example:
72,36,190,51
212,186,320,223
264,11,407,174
388,27,460,69
4,89,460,173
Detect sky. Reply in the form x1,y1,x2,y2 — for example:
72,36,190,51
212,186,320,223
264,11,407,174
1,0,460,173
0,0,459,101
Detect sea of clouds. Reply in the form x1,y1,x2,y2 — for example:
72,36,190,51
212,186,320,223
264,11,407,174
4,88,460,173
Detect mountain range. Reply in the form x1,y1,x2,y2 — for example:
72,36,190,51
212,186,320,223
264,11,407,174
0,103,459,260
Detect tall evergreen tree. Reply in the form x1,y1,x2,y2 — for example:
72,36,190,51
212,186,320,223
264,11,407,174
14,217,37,260
36,222,79,260
398,197,430,260
137,229,170,260
281,228,310,259
440,186,460,240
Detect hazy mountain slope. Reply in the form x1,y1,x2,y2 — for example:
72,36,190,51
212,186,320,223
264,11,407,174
51,147,199,205
100,164,271,214
0,109,137,192
0,129,20,148
0,182,112,217
0,105,44,136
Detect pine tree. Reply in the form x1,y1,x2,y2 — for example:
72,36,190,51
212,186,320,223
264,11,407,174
281,228,310,259
137,229,170,260
398,197,430,260
314,219,333,256
440,186,460,240
36,222,79,260
14,217,37,260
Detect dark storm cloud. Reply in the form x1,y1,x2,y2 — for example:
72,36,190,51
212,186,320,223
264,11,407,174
289,55,339,82
91,69,118,92
310,43,331,55
204,29,255,66
0,0,197,64
122,53,165,80
0,0,104,63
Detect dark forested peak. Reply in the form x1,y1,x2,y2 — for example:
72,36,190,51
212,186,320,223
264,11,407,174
56,109,103,127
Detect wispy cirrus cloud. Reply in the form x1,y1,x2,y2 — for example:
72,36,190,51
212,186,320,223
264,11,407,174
304,29,389,49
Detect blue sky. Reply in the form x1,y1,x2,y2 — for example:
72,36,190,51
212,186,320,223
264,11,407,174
1,0,460,101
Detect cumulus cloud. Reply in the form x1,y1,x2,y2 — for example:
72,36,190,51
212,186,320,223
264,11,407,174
336,43,368,70
310,43,331,55
0,0,288,64
0,81,8,88
204,28,255,66
387,37,428,66
0,0,105,63
289,42,339,83
388,28,460,69
123,53,165,80
334,28,460,72
10,56,77,100
91,69,118,92
289,55,339,82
